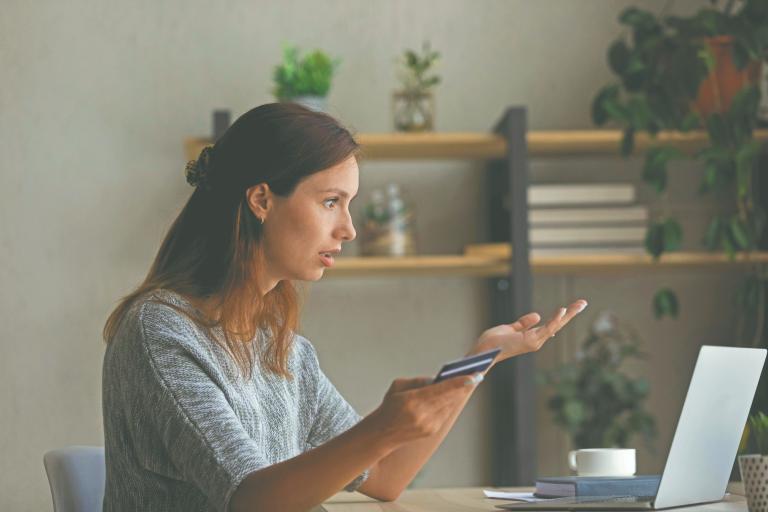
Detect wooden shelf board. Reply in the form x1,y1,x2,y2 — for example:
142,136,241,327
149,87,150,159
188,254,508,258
467,243,768,273
184,133,507,161
529,129,768,155
356,132,506,159
326,255,507,277
185,130,768,161
321,250,768,277
185,138,210,162
532,252,768,274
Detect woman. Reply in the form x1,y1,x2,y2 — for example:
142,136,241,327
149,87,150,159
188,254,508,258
102,103,587,512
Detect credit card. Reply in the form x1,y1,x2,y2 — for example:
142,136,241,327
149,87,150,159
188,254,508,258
433,348,502,383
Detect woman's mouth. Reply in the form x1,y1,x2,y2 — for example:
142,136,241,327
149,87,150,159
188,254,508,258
319,252,335,267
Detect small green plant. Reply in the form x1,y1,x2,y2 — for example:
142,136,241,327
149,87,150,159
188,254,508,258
740,411,768,455
539,311,656,449
272,45,339,100
397,41,441,95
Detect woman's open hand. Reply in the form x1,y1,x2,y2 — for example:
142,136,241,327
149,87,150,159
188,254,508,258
473,299,588,365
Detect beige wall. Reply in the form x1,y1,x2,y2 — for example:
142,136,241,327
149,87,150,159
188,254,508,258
0,1,727,510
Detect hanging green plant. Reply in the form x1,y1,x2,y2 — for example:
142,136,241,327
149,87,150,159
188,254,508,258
592,1,768,328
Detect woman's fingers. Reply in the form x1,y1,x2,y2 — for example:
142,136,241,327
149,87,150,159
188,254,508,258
381,373,483,442
509,312,541,331
386,376,433,396
407,377,434,389
416,374,481,403
563,299,588,322
536,299,588,340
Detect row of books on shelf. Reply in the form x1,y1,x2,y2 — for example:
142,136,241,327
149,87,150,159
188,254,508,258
515,183,647,255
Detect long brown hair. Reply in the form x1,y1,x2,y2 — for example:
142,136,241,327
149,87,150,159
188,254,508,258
103,103,359,379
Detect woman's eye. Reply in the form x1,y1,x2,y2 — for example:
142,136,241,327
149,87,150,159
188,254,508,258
323,198,339,208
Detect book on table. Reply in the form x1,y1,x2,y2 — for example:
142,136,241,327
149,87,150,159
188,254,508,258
534,475,662,498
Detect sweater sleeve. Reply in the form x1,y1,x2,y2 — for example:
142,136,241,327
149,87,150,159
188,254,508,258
301,338,370,492
120,302,268,511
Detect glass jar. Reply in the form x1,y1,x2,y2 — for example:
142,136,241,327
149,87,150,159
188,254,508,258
360,184,418,256
392,90,435,132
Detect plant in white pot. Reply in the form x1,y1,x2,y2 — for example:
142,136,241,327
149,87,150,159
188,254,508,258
538,311,656,450
739,412,768,512
272,45,339,112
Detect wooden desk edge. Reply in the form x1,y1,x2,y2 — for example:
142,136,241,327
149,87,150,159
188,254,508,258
320,485,746,512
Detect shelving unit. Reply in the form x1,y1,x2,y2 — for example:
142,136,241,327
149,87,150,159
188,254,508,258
185,117,768,487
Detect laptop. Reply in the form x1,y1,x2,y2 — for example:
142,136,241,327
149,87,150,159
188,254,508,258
497,345,766,510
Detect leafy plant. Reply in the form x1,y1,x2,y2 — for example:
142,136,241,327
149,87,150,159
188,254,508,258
539,311,656,449
272,45,339,100
397,41,441,95
739,411,768,455
592,1,768,328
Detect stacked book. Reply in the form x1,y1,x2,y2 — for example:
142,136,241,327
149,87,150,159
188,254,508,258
526,183,647,256
534,475,661,498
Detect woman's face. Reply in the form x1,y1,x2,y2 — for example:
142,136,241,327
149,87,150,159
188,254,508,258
254,155,359,293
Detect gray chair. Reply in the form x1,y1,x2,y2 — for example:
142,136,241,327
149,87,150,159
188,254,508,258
43,446,105,512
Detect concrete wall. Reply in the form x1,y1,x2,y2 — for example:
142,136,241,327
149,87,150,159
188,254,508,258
1,1,731,510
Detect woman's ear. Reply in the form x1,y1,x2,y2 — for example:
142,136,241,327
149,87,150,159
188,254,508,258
246,183,272,222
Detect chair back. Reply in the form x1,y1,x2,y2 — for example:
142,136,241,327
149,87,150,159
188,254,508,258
43,446,105,512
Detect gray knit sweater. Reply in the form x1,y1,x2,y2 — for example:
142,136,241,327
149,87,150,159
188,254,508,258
102,289,368,511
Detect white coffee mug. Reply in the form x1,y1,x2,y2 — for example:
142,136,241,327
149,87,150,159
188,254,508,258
568,448,636,477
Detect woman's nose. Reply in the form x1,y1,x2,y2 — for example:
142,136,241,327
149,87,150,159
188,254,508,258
338,210,356,241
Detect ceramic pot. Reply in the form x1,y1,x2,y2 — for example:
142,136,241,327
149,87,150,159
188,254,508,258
288,95,327,112
738,454,768,512
694,36,760,117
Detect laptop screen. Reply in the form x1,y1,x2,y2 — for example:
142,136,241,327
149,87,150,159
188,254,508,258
653,346,765,509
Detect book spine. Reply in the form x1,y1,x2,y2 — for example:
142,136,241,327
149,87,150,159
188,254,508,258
529,206,648,225
527,184,636,206
504,185,637,209
529,226,646,245
575,479,661,497
530,247,646,257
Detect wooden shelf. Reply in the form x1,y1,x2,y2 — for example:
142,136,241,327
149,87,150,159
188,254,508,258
326,255,507,277
184,130,768,161
322,249,768,277
533,252,768,274
356,132,506,159
184,133,507,161
528,130,768,155
466,243,768,274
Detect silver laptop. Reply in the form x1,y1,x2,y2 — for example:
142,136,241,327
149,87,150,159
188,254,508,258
497,345,766,510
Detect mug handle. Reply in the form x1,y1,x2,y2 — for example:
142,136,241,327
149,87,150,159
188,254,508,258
568,450,578,472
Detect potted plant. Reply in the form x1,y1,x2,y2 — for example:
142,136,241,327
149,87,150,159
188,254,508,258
539,311,656,450
393,41,441,132
738,411,768,512
272,45,339,112
591,2,768,347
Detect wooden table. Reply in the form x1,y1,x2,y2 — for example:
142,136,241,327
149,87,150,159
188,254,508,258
317,487,748,512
